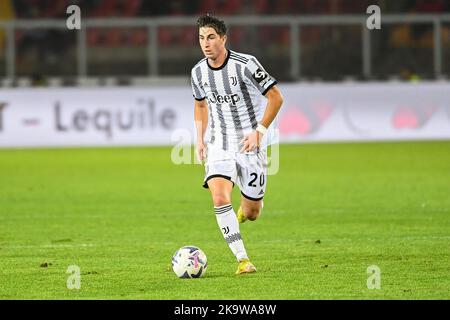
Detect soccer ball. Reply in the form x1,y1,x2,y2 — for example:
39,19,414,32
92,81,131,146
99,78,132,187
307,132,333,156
172,246,207,278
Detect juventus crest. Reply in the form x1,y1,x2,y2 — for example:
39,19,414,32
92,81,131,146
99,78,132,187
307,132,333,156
222,226,230,235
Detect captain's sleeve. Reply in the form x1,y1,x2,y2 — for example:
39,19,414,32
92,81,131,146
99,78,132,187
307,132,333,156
191,69,206,101
244,57,277,96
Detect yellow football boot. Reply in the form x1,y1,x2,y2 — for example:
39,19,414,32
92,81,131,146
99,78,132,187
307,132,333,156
235,259,257,275
236,206,247,224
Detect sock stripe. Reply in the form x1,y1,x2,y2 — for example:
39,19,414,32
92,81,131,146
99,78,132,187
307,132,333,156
215,205,231,212
214,204,233,214
215,204,232,210
215,209,232,215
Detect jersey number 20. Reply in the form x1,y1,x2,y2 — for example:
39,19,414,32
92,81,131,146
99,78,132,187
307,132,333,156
248,173,264,187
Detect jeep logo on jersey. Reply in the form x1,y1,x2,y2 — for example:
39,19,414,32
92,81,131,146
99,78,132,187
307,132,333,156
206,92,240,106
253,68,268,85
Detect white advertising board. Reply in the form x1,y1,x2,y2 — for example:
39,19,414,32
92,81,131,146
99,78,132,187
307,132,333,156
0,82,449,148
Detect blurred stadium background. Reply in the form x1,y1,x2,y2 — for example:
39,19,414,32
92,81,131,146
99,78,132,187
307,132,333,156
0,0,449,85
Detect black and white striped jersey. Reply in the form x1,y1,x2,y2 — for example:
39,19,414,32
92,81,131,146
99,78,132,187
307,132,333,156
191,49,277,152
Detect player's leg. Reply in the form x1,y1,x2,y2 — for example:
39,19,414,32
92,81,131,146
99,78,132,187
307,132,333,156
207,176,233,207
207,177,244,255
236,150,268,223
207,177,256,274
239,195,263,221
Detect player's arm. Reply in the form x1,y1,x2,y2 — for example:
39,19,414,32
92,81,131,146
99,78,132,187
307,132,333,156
241,85,283,152
194,98,208,162
260,85,283,129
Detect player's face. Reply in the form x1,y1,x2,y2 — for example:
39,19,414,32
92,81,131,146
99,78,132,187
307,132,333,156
199,27,227,60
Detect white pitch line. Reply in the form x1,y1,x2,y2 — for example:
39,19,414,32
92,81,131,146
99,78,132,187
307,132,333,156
259,235,450,243
2,243,96,249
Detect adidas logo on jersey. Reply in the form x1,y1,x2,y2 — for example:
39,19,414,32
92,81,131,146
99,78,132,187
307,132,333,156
206,92,240,106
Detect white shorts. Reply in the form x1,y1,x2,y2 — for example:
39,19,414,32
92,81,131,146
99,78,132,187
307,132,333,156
203,144,268,201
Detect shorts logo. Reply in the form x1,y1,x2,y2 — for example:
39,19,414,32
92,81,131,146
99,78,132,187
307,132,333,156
252,68,269,86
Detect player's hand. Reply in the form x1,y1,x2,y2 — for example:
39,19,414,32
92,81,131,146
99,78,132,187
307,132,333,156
196,140,207,163
240,130,262,153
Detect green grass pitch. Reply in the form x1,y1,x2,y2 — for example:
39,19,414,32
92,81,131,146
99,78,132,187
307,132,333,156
0,141,449,299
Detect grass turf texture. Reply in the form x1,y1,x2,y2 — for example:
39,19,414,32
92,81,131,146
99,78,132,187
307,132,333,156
0,141,449,299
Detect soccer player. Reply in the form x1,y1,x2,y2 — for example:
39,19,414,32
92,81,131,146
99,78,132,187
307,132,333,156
191,15,283,274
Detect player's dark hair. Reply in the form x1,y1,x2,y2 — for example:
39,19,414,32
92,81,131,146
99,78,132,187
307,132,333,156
197,14,227,36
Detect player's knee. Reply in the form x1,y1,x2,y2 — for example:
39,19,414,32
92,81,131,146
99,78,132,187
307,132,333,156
211,193,231,207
